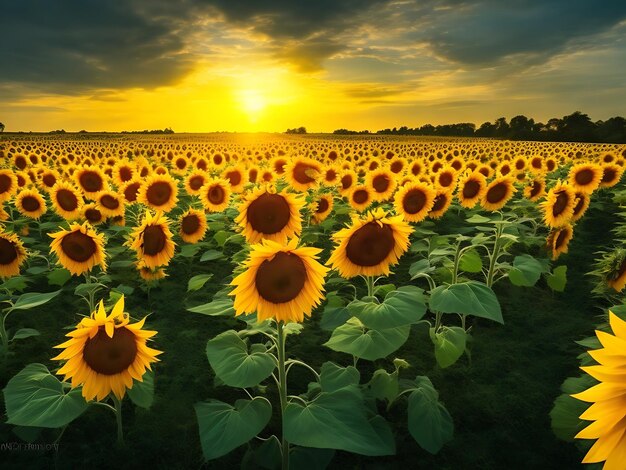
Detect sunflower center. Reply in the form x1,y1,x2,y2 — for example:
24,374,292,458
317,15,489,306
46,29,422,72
316,198,329,214
352,189,369,204
439,172,453,187
247,193,291,235
346,222,394,267
124,183,140,202
187,176,203,191
555,229,568,249
182,214,201,234
119,167,133,182
500,165,511,176
293,163,317,184
15,156,27,170
79,172,103,192
255,252,307,303
0,238,18,265
573,195,585,215
552,191,569,217
85,208,102,223
462,180,480,199
146,181,172,206
61,231,97,262
100,195,119,210
373,175,390,193
143,226,166,256
325,169,337,181
55,189,78,211
0,174,12,193
208,185,225,204
390,161,403,173
431,193,448,212
530,181,542,198
175,158,186,169
515,160,525,170
486,183,507,203
341,175,353,190
22,195,41,212
83,326,137,375
43,174,56,187
602,168,616,183
226,171,242,186
403,189,427,214
575,169,594,185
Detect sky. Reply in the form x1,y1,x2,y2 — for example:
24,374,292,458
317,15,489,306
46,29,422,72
1,0,626,133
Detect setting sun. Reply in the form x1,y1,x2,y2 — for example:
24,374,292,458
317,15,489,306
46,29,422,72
238,89,267,118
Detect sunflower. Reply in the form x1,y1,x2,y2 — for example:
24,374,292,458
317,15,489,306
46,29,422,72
428,188,453,220
15,188,47,219
542,181,576,228
568,163,602,194
129,210,176,269
137,262,167,282
50,222,107,275
322,166,339,186
572,312,626,468
39,168,60,192
602,250,626,292
235,186,304,244
222,165,247,193
0,230,27,278
121,179,142,204
327,208,412,278
348,185,373,212
599,164,624,189
112,159,135,186
137,173,179,213
179,208,208,244
435,165,457,191
365,168,397,202
394,182,436,223
570,191,590,223
523,177,546,202
546,224,573,260
0,169,18,202
457,171,487,209
270,157,288,176
230,238,328,323
50,181,83,220
481,177,516,211
339,170,358,197
184,170,209,196
171,155,190,175
200,178,231,212
83,203,105,225
75,167,108,196
95,190,125,218
310,194,334,224
285,157,322,192
53,296,161,401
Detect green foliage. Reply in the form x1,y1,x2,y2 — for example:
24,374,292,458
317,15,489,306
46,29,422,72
508,254,547,287
430,327,467,369
429,281,503,324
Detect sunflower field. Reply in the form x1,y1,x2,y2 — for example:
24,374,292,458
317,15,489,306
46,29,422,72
0,133,625,469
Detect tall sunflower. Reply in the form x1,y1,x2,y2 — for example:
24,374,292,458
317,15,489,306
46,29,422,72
230,238,328,323
310,194,334,224
75,167,108,196
179,208,208,244
49,222,107,275
572,312,626,468
50,181,83,220
457,171,487,209
523,177,546,202
365,168,397,202
481,177,516,211
428,188,453,220
599,164,624,189
0,230,27,278
236,186,304,244
542,181,576,228
393,181,436,223
15,188,47,219
137,173,179,213
568,163,602,194
129,210,176,269
53,296,162,401
200,178,231,213
546,224,573,260
570,191,590,223
328,208,412,278
285,157,322,192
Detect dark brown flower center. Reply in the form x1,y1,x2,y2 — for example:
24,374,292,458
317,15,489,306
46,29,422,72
146,181,173,206
0,174,12,193
61,231,97,262
390,161,403,173
552,191,570,217
208,185,225,204
352,189,369,205
15,156,27,170
439,172,453,187
403,189,427,214
316,198,329,214
255,252,307,303
372,174,390,193
293,162,317,184
21,195,41,212
142,225,167,256
100,195,119,210
555,229,569,249
486,182,508,203
175,158,187,169
83,326,137,375
530,181,542,198
119,166,133,182
463,180,480,199
247,193,291,235
575,169,594,186
57,189,79,211
341,174,353,190
346,222,394,267
189,176,204,190
431,193,448,212
0,238,18,265
124,182,140,202
602,168,617,183
225,171,242,186
85,208,103,223
181,214,201,235
79,171,103,192
573,194,586,216
325,169,337,182
43,174,56,187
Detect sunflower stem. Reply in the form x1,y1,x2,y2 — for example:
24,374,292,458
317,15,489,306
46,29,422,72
486,223,504,288
276,321,289,470
111,395,124,446
365,276,375,297
0,311,8,357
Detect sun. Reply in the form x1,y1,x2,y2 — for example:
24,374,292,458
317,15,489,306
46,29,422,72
239,89,266,119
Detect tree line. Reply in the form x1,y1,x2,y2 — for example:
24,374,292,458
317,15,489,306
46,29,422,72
335,112,626,143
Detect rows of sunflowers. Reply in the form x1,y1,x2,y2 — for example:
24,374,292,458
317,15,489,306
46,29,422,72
1,134,625,468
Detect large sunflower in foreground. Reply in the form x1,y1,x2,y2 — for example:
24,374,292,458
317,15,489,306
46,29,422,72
53,296,161,401
542,181,576,228
0,230,27,278
230,238,328,323
50,222,107,275
328,208,413,278
235,186,304,244
393,181,436,223
572,312,626,469
137,173,179,213
129,210,176,269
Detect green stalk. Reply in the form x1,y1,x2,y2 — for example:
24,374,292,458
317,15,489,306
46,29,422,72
365,276,375,297
486,224,504,288
111,395,124,445
276,321,289,470
0,311,8,357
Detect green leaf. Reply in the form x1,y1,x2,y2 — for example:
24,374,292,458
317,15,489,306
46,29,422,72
11,328,40,341
110,260,136,269
47,268,71,287
429,281,503,324
320,362,360,393
179,244,202,258
508,254,547,287
3,363,88,428
187,298,235,316
550,393,589,442
346,286,427,330
127,370,154,409
195,397,272,460
430,327,467,368
459,249,483,273
546,265,567,292
466,214,492,224
320,295,350,331
26,266,48,275
409,259,435,279
284,385,395,456
187,274,214,292
373,283,396,298
205,331,276,388
407,376,454,454
9,290,61,312
214,230,233,247
367,369,399,403
200,250,225,262
324,318,411,361
0,276,29,292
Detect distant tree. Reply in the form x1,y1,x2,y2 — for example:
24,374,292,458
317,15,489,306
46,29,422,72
475,121,496,137
558,111,595,142
494,117,510,137
285,127,307,134
0,122,4,132
508,115,535,140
